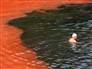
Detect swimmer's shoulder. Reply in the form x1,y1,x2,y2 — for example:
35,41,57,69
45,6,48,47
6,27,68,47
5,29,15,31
68,38,73,42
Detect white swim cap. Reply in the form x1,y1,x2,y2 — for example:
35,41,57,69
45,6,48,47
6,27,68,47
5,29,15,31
72,33,77,37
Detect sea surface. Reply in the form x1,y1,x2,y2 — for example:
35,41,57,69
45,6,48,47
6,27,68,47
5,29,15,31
1,0,92,69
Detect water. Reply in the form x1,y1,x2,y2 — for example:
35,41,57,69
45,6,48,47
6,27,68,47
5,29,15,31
8,4,92,69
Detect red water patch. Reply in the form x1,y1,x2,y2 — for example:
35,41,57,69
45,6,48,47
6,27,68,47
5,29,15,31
1,0,92,69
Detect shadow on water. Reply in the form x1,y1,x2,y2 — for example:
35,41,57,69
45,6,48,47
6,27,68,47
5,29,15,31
8,3,92,69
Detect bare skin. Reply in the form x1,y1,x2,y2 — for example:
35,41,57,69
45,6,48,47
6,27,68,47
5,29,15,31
69,37,78,46
69,33,78,47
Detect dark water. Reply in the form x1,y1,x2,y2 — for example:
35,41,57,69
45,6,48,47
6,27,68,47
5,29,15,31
8,4,92,69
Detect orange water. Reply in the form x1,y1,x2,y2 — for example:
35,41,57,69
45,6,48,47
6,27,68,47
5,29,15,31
1,0,92,69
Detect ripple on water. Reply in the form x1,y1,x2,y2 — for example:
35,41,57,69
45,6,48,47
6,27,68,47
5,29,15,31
8,3,92,69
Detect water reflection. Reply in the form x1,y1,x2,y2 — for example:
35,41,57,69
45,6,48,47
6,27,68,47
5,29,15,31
8,3,92,69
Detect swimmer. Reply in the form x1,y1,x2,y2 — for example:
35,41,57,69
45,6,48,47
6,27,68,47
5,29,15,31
69,33,78,50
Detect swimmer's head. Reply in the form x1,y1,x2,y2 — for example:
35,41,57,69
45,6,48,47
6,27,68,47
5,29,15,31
72,33,77,39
